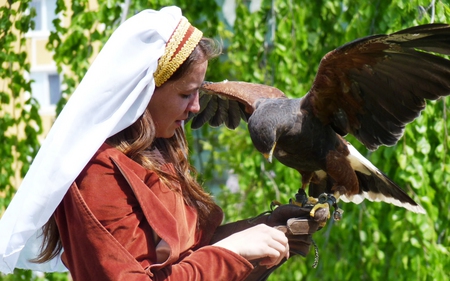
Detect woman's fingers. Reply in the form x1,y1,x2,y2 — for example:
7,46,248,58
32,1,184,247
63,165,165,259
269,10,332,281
259,234,290,268
212,224,289,266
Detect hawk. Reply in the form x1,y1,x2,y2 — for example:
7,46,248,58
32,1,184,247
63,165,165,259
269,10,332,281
189,24,450,217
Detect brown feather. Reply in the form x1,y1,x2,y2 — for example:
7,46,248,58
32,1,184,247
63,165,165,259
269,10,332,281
188,81,287,129
201,81,287,114
186,24,450,213
305,24,450,150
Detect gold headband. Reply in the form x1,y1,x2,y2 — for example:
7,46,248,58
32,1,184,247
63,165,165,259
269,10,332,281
154,17,203,87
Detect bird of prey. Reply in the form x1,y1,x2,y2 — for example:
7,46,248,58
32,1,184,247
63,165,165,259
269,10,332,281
188,23,450,216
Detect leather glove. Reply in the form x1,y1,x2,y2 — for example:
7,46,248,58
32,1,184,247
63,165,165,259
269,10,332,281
210,204,323,256
210,204,327,281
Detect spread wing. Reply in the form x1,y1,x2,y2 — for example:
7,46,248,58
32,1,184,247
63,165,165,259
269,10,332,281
188,81,287,129
303,23,450,150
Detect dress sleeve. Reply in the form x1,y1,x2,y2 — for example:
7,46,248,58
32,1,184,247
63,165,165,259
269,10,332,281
151,246,253,280
56,144,254,281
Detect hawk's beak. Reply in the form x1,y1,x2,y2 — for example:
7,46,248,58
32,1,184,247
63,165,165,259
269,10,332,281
263,142,277,163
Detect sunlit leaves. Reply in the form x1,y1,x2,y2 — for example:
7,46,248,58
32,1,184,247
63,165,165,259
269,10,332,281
1,0,449,280
0,2,43,278
193,1,450,281
0,0,42,204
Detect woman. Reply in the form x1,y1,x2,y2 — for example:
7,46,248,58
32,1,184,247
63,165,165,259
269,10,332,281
0,6,317,280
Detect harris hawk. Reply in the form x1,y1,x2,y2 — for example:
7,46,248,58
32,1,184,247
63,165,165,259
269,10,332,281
188,23,450,218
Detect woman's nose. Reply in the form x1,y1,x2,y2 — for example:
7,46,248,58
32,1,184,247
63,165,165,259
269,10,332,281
188,92,200,113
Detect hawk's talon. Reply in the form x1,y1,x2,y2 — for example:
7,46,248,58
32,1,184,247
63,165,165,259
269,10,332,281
270,200,283,210
290,188,308,206
289,198,304,207
287,190,343,225
305,196,318,205
309,193,344,224
310,203,330,219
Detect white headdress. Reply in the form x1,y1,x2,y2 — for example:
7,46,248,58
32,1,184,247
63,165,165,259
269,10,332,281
0,6,202,273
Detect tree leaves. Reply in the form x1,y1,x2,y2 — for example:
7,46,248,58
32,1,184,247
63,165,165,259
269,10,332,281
1,0,449,280
0,0,41,200
0,2,43,277
194,1,450,280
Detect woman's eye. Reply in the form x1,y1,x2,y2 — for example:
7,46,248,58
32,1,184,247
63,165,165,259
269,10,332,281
182,90,198,99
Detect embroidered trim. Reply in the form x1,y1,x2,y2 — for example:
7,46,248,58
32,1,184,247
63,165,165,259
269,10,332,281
154,18,203,87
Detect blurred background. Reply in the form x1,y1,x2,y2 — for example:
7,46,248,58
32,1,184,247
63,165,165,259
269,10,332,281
1,0,449,280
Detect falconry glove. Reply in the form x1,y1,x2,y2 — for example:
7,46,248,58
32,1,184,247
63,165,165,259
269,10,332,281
210,204,326,281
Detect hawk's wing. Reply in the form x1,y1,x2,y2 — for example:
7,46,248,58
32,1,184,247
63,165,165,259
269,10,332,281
302,23,450,150
188,81,287,129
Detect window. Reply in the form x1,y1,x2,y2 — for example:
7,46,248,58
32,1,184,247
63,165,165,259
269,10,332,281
30,72,61,114
29,0,57,34
26,0,60,115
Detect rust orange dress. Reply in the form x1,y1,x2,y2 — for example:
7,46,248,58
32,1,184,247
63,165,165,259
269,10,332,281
54,143,253,280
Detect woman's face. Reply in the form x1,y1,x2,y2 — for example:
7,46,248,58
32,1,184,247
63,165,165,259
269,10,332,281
148,59,208,138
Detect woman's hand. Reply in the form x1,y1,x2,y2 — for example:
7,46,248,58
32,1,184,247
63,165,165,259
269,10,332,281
212,224,289,268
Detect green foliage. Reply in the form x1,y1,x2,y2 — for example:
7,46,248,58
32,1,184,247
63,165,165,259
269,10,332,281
1,0,449,280
197,1,450,281
0,2,43,280
0,0,42,212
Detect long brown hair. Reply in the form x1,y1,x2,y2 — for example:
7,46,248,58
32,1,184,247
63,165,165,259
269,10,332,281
33,37,222,263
